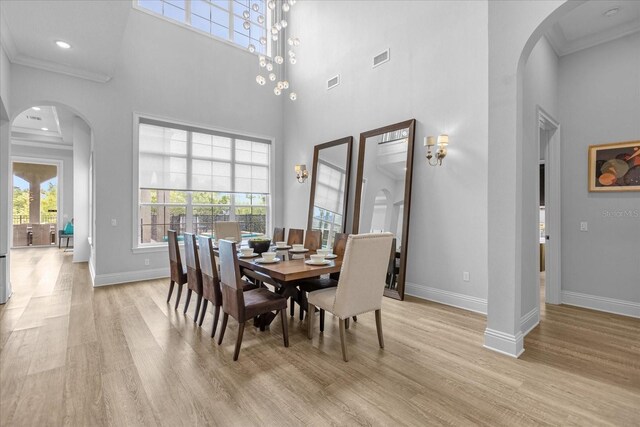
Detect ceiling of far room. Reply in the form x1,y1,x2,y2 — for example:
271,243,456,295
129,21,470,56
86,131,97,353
12,105,76,148
546,0,640,56
0,0,132,82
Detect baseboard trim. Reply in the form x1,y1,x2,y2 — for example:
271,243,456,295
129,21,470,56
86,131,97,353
520,307,540,336
561,291,640,318
405,282,487,314
93,267,169,287
483,328,524,358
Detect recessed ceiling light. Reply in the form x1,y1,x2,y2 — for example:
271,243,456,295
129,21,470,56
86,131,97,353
55,40,71,49
41,127,48,131
32,106,41,111
603,8,619,17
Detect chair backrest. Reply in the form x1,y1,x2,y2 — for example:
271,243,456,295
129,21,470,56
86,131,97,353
198,235,222,305
183,233,200,271
332,233,349,257
214,221,241,244
304,229,322,251
332,233,394,318
168,229,183,281
272,227,285,244
287,228,304,245
218,240,245,320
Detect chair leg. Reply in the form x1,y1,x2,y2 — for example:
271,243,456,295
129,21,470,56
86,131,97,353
183,289,192,315
211,305,220,338
375,309,384,349
217,312,229,345
290,296,295,317
233,321,245,361
299,292,306,321
339,319,348,362
174,284,183,310
193,294,203,323
167,280,175,303
307,303,315,339
280,309,289,347
345,318,350,329
352,316,358,322
198,299,208,326
320,309,325,332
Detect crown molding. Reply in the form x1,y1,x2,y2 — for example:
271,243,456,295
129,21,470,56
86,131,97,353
10,54,112,83
0,10,17,60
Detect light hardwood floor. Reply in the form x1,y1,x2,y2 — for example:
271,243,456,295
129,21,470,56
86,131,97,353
1,248,638,426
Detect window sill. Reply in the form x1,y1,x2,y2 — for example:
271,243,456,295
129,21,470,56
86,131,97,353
132,245,175,254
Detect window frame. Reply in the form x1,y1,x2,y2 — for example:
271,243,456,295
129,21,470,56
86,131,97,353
132,0,272,57
132,112,275,252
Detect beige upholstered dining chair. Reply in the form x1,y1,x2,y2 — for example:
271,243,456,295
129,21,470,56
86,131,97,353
213,221,241,244
307,233,394,361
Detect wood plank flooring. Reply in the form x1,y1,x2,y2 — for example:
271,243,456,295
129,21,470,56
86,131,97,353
1,248,638,426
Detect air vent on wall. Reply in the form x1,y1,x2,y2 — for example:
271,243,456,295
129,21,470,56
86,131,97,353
327,74,340,90
373,49,390,68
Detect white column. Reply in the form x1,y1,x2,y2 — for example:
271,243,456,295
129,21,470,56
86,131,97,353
73,116,91,262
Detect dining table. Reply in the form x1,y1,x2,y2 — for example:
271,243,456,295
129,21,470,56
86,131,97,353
212,243,343,329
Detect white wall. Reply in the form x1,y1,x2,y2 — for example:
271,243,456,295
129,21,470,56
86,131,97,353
10,144,74,226
8,8,284,284
284,0,490,309
73,116,91,262
0,43,11,302
558,32,640,309
521,36,558,324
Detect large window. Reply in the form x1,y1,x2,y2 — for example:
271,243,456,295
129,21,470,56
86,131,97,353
136,0,268,54
137,118,271,246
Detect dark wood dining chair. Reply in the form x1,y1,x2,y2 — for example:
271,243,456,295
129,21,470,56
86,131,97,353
217,240,289,361
167,230,188,310
304,229,322,252
287,228,304,246
183,233,204,322
272,227,285,244
198,235,257,338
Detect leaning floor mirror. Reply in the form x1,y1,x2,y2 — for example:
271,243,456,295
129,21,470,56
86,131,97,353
352,119,416,300
307,136,353,249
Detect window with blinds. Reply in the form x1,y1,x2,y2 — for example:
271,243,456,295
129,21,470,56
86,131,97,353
137,119,270,246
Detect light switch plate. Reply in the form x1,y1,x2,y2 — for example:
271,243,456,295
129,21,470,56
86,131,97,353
111,219,117,227
580,221,588,232
463,271,470,282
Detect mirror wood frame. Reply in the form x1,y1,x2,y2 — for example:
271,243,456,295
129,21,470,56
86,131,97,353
307,136,354,236
352,119,416,300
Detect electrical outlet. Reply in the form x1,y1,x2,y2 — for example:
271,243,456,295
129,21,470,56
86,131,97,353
144,259,150,266
111,219,117,226
580,221,588,232
463,271,470,282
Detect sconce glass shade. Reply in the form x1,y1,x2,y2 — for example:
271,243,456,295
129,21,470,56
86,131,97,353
294,164,306,173
437,134,449,146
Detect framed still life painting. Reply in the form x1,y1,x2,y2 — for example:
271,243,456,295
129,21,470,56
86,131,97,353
588,140,640,192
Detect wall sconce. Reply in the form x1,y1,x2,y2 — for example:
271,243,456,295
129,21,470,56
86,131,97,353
424,134,449,166
294,164,308,183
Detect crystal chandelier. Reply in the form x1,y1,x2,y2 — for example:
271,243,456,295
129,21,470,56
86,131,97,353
247,0,299,101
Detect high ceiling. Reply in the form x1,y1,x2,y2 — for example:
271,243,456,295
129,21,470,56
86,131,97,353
0,0,131,82
546,1,640,56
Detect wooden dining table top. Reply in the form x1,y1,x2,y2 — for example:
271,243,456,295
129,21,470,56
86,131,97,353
237,254,342,283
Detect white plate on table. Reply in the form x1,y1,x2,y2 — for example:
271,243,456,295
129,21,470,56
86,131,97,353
305,259,332,266
237,253,259,258
273,245,292,250
324,254,337,259
255,257,281,264
289,248,309,253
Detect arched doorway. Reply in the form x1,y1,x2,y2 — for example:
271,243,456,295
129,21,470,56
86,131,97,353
1,101,94,301
484,0,585,357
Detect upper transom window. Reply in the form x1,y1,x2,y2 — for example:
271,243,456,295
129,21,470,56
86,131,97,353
137,0,268,54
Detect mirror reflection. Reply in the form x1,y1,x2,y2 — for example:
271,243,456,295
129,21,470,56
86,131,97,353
308,137,353,248
354,120,415,299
